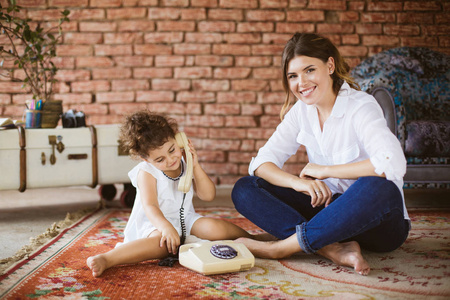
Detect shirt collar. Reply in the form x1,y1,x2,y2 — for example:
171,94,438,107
330,81,351,118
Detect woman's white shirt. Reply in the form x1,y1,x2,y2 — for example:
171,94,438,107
249,82,409,220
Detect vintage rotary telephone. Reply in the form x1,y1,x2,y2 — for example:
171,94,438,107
174,132,193,193
159,132,255,275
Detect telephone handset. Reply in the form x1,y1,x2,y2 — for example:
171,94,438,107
175,132,193,193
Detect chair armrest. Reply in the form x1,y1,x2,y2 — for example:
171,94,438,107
371,87,397,136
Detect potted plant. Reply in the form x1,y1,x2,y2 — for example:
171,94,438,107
0,0,69,127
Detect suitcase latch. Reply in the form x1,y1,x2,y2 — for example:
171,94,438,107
48,135,65,165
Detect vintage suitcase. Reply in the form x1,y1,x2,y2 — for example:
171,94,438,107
0,127,24,191
0,125,137,205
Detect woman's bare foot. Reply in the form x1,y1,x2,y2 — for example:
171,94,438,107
317,241,370,276
236,234,301,259
87,255,108,277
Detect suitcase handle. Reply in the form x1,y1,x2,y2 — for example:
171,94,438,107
68,154,88,160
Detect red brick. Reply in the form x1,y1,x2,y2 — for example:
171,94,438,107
276,23,315,33
217,91,257,103
147,103,187,114
208,9,243,21
0,94,12,105
253,68,281,80
51,57,76,69
152,79,190,90
27,9,64,21
134,45,172,55
202,162,239,175
261,33,291,44
185,115,224,126
205,103,240,115
55,70,91,81
87,115,123,125
235,56,272,67
69,9,105,20
247,10,285,21
157,21,196,31
114,56,154,67
356,24,382,35
308,0,346,10
384,25,421,36
242,104,263,115
404,1,441,11
192,80,230,91
257,92,284,104
214,68,251,79
174,67,212,78
95,45,133,56
154,56,185,67
317,23,354,34
104,33,143,44
191,0,218,7
76,56,114,68
2,105,28,117
237,22,274,33
219,0,257,8
348,1,364,10
338,46,368,57
109,103,148,115
202,139,240,150
397,12,434,24
286,10,324,22
145,32,184,43
252,44,285,55
56,45,93,56
181,8,206,20
240,139,255,151
96,91,134,103
339,11,359,22
79,22,117,32
225,116,256,127
269,80,284,91
361,12,396,23
90,0,121,7
92,68,132,79
260,0,288,8
174,44,211,55
149,8,182,19
107,7,147,19
223,33,261,44
161,0,189,6
0,82,25,93
10,0,46,7
112,80,149,91
401,37,439,47
54,93,92,105
208,127,247,139
228,151,255,163
136,91,174,102
423,25,450,36
342,34,360,45
213,44,251,55
232,80,269,91
185,33,223,43
247,127,275,139
133,68,172,79
362,35,400,46
177,91,215,102
198,21,236,32
263,104,282,115
195,55,233,67
118,20,155,31
71,81,110,92
197,150,226,162
436,13,450,24
367,1,403,11
67,103,108,115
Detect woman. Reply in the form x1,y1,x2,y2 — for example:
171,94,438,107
231,33,410,276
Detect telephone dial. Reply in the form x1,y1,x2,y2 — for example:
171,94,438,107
179,240,255,275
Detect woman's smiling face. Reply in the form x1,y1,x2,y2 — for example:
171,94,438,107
287,55,335,107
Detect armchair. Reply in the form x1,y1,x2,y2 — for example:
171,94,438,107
351,47,450,188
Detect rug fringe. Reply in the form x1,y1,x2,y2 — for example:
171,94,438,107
0,201,103,275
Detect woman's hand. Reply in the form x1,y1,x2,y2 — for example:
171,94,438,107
300,163,329,180
160,224,180,254
290,176,333,208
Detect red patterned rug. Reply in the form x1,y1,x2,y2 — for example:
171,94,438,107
0,207,449,299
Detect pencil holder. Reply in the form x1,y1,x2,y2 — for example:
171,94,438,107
25,109,42,128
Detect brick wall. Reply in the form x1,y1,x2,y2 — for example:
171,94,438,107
1,0,449,185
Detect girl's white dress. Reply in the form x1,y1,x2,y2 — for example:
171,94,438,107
116,160,202,247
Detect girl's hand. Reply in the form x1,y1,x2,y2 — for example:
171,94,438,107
160,225,180,254
290,177,333,208
300,163,329,180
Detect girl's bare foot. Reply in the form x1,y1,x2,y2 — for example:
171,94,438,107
252,232,278,241
87,255,108,277
317,241,370,276
236,234,301,259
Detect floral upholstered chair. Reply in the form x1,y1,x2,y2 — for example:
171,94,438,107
351,47,450,188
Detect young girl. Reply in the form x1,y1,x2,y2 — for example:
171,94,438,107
231,32,410,276
87,110,254,277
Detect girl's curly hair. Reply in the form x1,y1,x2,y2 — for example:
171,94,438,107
119,110,178,160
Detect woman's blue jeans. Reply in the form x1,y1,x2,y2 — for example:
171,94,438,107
232,176,410,254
